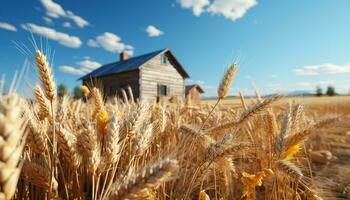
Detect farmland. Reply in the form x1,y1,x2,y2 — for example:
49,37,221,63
0,51,349,199
204,95,350,199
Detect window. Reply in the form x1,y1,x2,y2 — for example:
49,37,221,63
158,85,168,96
161,55,168,65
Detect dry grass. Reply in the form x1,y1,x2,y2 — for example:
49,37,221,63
0,50,348,199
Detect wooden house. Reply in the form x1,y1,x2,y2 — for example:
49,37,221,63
185,84,204,105
80,49,190,103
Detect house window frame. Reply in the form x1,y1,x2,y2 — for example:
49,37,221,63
158,84,168,96
161,55,168,65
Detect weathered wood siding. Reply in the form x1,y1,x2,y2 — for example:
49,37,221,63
186,88,201,105
83,70,140,101
140,53,185,102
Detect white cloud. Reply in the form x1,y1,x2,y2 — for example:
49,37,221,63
59,65,84,75
66,10,89,28
87,39,99,47
178,0,257,21
294,63,350,76
62,22,71,28
146,25,164,37
179,0,210,16
60,58,102,75
87,32,134,55
207,0,257,21
185,79,205,85
43,17,53,24
21,23,82,48
0,22,17,32
40,0,89,28
77,60,101,71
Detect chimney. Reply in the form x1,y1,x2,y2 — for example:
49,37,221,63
120,51,128,61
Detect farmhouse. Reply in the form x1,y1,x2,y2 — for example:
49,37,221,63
80,49,195,103
185,84,204,105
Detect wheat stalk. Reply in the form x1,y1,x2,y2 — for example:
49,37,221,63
276,160,303,180
127,86,134,103
22,160,58,192
238,90,247,110
92,87,105,115
218,64,237,99
56,125,82,169
81,124,100,174
35,50,56,101
207,95,282,135
283,116,337,150
34,86,51,120
110,159,178,200
104,115,121,166
0,94,26,200
26,117,48,154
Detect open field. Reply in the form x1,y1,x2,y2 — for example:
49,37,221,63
204,95,350,199
0,51,349,199
203,96,350,107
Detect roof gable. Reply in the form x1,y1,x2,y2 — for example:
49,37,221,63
79,49,189,80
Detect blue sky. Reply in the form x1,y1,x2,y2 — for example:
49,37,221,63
1,0,350,97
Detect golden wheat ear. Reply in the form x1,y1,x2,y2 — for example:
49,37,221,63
283,116,337,151
0,94,27,200
207,95,282,136
218,64,238,99
22,160,58,193
34,86,51,120
110,159,178,200
276,160,303,180
35,50,56,101
92,87,105,115
104,115,122,167
56,125,82,170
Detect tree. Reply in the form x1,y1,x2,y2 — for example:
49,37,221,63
326,85,335,96
73,86,83,99
315,86,322,97
57,84,68,97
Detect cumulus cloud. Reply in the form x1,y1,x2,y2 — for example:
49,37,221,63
179,0,210,16
40,0,89,28
87,32,134,55
146,25,164,37
294,63,350,76
21,23,82,48
60,58,102,75
178,0,257,21
59,66,84,75
0,22,17,32
76,60,101,72
207,0,257,21
62,22,71,28
87,39,99,47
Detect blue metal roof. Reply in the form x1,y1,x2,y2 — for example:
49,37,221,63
79,49,166,80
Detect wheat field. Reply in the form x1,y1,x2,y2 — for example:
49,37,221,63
0,50,349,200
